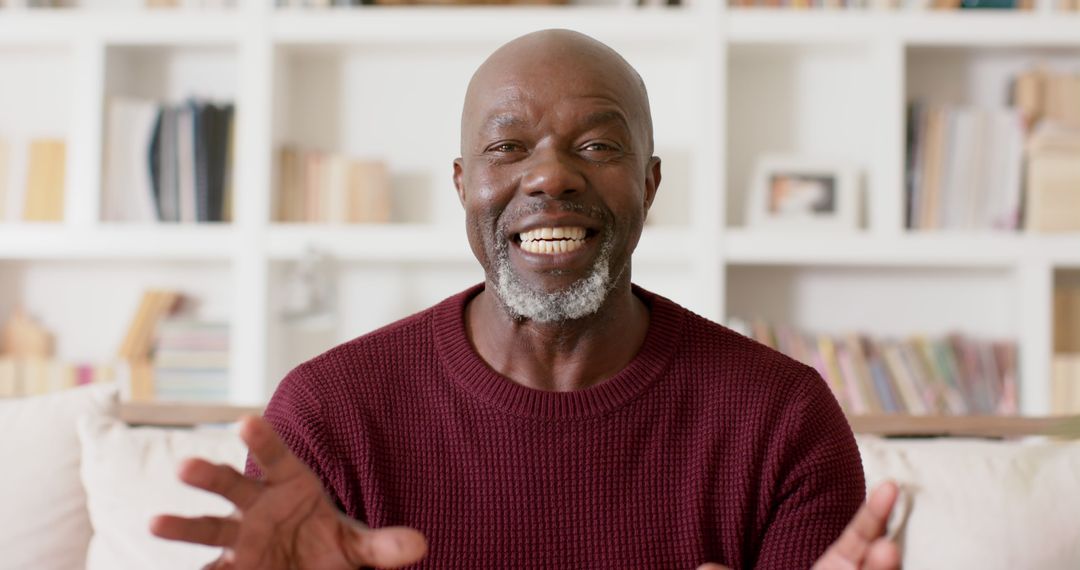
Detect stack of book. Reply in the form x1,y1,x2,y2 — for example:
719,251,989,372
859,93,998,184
0,138,67,223
904,103,1025,231
153,320,229,402
729,319,1018,416
103,97,234,223
1015,68,1080,232
276,146,392,224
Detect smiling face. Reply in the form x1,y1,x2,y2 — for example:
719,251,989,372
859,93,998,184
453,30,661,323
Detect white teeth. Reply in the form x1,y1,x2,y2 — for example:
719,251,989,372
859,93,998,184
518,226,587,242
516,226,589,255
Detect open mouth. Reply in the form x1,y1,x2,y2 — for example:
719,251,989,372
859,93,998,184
513,226,596,255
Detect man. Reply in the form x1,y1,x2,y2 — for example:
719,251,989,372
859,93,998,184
152,29,902,569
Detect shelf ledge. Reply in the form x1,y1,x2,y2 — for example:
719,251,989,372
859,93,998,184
849,414,1080,439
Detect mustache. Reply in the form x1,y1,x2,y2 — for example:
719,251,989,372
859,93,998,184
494,200,612,238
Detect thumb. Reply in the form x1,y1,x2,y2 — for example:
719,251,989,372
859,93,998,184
345,525,428,569
697,564,733,570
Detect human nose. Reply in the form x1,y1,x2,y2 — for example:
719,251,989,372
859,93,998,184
520,147,585,199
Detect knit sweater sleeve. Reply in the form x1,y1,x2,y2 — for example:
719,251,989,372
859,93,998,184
754,368,865,569
244,364,352,514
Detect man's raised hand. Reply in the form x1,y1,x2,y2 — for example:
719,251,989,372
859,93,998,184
697,482,902,570
150,416,428,570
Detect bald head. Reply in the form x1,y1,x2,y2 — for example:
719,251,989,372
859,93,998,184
460,29,654,157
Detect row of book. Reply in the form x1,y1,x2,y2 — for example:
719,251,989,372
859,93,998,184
729,319,1018,415
103,97,234,224
0,359,115,398
729,0,1079,9
904,103,1025,231
0,138,67,222
904,68,1080,232
276,147,392,224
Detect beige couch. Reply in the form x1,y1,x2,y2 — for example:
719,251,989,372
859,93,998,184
2,385,1079,570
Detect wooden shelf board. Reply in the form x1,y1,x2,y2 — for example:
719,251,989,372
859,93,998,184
849,414,1080,438
119,400,262,426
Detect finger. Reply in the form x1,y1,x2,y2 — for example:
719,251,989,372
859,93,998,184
178,458,262,510
865,538,902,570
697,564,733,570
828,481,899,562
344,525,429,569
240,415,308,483
150,514,240,547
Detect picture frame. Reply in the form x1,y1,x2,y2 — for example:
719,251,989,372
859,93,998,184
746,155,861,231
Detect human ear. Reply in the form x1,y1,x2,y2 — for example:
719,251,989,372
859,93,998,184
644,156,661,213
453,158,466,207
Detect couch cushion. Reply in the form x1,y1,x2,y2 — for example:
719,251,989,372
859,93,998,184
77,414,247,570
858,435,1080,570
0,384,117,570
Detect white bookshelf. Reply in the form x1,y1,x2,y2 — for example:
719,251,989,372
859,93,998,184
0,1,1077,417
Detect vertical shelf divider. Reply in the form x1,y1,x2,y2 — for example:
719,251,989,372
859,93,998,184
230,5,273,404
871,35,905,237
67,37,106,228
1019,255,1053,416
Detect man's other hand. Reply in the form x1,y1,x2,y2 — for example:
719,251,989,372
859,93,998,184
697,482,902,570
149,416,428,570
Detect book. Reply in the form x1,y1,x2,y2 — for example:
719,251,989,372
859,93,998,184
1056,286,1080,353
1052,353,1080,414
23,139,66,222
348,159,391,223
177,103,197,223
1,307,53,358
103,97,160,222
158,107,180,222
117,290,181,361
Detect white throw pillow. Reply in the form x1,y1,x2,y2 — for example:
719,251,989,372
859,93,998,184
0,384,118,570
77,414,247,570
858,436,1080,570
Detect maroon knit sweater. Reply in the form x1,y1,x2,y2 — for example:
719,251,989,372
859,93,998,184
251,284,864,569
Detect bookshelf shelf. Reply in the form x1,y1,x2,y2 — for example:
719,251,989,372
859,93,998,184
0,225,235,259
723,230,1025,267
2,2,1074,417
269,8,698,45
726,11,1080,46
848,413,1080,438
263,225,692,264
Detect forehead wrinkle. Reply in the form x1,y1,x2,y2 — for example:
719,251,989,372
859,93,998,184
482,112,531,134
577,109,632,137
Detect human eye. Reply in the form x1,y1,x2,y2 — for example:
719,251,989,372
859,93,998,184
579,140,623,159
486,141,525,154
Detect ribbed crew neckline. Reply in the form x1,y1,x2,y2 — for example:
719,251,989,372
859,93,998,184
432,283,686,420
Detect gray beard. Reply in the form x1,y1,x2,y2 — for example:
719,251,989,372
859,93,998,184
493,229,617,324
